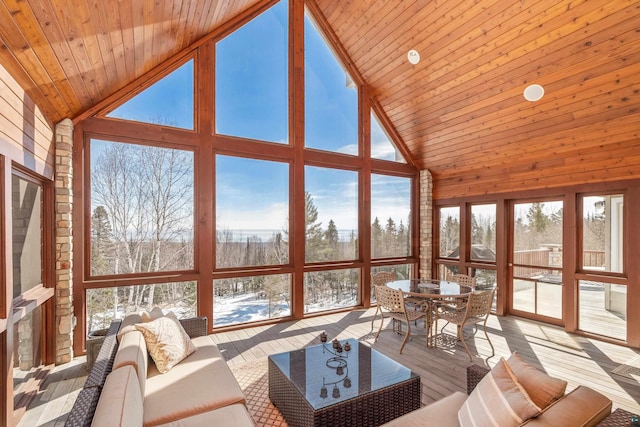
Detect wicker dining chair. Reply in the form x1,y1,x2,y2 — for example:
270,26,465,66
370,270,397,330
433,288,496,361
446,273,477,288
373,285,428,354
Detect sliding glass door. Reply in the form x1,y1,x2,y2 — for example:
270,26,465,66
510,200,563,322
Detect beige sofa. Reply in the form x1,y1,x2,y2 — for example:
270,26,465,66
384,354,612,427
68,314,255,427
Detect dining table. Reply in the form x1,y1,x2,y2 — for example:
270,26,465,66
386,279,473,346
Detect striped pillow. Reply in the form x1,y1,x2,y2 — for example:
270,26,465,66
458,358,541,427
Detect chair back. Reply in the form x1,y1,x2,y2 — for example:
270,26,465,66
371,270,397,287
447,273,477,288
374,285,406,313
465,288,495,318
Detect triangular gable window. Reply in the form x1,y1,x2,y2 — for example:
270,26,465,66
371,111,406,163
304,13,358,155
106,60,194,130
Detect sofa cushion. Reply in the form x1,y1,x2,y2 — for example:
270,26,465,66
92,365,143,427
155,403,255,427
382,391,467,427
135,315,196,374
117,313,144,342
113,330,148,395
522,386,612,426
143,335,246,426
507,352,567,410
458,358,541,427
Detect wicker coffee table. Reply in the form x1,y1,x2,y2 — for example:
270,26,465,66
268,338,421,427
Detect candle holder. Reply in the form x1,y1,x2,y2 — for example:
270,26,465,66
318,333,352,399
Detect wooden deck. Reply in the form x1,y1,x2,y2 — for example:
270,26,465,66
18,309,640,425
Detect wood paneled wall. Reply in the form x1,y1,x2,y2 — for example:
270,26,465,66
0,64,54,179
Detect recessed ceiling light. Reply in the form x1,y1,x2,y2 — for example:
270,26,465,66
524,84,544,102
407,50,420,65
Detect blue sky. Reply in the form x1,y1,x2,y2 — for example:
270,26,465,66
103,0,407,237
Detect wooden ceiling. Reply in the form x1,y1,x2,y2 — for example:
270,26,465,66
1,0,639,198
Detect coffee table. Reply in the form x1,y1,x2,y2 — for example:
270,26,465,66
268,338,421,427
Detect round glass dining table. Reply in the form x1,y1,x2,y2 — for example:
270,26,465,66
387,279,473,298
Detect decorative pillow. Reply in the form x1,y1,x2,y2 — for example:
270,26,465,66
458,358,541,427
141,306,165,323
134,315,196,373
507,352,567,410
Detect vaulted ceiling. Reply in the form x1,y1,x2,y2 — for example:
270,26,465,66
2,0,639,198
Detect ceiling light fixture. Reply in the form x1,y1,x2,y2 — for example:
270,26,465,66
524,84,544,102
407,50,420,65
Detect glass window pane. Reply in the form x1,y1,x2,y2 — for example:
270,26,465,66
471,204,496,262
90,139,195,275
438,264,460,280
305,167,358,262
12,174,42,296
513,201,563,259
305,13,358,154
439,207,459,258
512,267,562,319
107,60,194,130
579,280,626,341
371,111,405,163
213,274,291,327
304,269,358,313
216,156,289,267
215,1,288,143
86,282,197,333
371,174,410,258
582,195,623,273
370,264,411,303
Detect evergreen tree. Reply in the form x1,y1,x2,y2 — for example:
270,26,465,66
527,202,548,233
305,192,325,261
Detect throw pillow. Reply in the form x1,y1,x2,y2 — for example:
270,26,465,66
135,315,196,373
458,358,541,427
507,352,567,410
141,306,165,323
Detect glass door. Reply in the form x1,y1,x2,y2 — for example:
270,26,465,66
510,200,563,322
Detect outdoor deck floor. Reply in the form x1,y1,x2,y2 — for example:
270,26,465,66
18,309,640,426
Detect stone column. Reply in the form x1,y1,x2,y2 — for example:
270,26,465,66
419,169,433,280
54,118,74,364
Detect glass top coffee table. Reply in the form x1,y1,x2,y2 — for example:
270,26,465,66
268,338,421,427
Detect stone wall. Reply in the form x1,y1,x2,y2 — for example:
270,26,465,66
54,119,74,364
419,169,433,280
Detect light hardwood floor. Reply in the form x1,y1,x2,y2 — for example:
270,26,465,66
19,309,640,426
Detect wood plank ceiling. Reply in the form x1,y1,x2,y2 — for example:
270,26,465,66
1,0,639,198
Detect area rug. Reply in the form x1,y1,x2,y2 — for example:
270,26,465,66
230,360,287,426
612,355,640,380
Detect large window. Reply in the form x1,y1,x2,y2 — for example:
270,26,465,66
581,195,623,273
77,0,417,345
371,174,410,258
304,269,358,313
86,282,197,333
216,155,289,268
304,13,358,154
215,1,288,143
90,139,195,276
304,166,358,263
107,60,195,130
214,274,291,326
439,206,460,259
512,201,563,320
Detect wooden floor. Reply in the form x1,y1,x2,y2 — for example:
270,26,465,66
18,309,640,425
